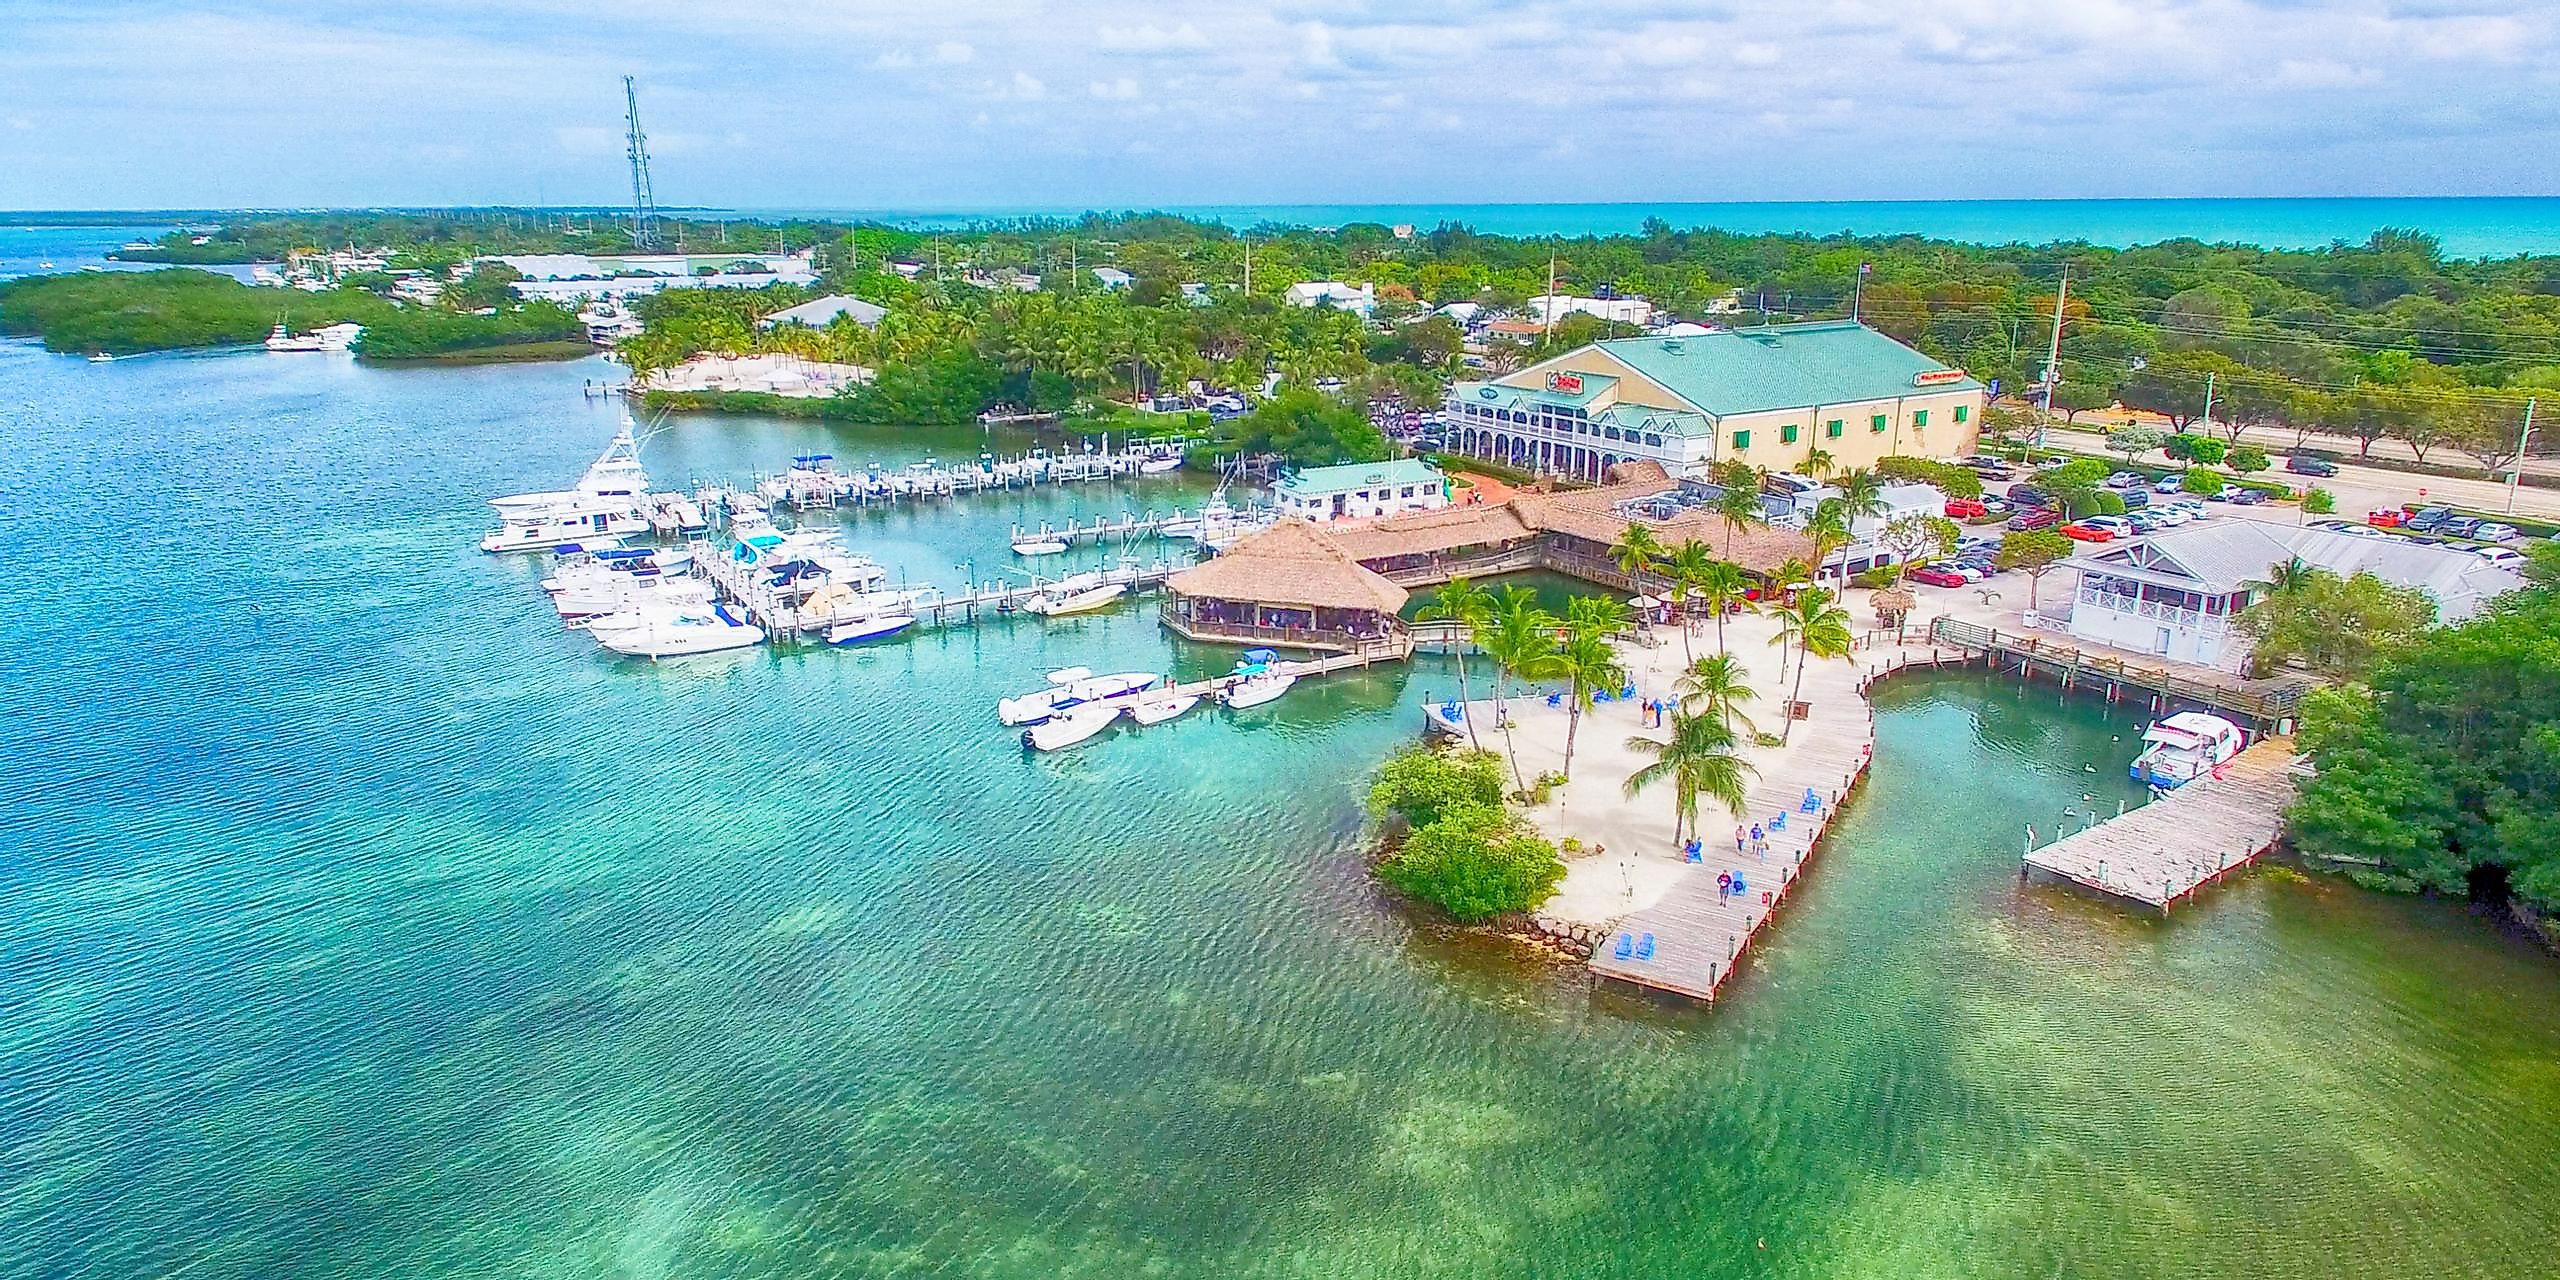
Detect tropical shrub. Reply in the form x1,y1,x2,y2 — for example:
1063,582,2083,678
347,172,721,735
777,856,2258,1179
1375,802,1567,923
1368,745,1506,830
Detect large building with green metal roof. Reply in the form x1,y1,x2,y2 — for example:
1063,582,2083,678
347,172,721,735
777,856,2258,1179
1442,320,1985,482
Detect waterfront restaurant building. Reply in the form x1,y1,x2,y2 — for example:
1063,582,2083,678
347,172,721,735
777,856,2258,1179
1272,459,1451,524
1162,520,1412,653
1443,320,1985,482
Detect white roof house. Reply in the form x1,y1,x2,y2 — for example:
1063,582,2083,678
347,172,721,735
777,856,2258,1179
1529,294,1655,327
2062,522,2526,672
1284,281,1376,317
1091,267,1134,289
757,295,889,329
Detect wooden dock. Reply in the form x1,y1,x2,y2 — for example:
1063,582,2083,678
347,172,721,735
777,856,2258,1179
1928,616,2313,729
2022,738,2304,910
1009,511,1202,547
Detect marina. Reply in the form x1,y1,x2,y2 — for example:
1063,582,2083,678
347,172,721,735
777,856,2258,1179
2023,737,2306,910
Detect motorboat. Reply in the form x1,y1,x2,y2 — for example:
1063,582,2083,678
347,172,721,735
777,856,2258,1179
1012,534,1069,556
1220,670,1297,709
554,573,713,623
802,584,934,631
1021,702,1122,752
593,604,765,658
264,323,327,352
996,667,1157,726
826,614,917,645
2130,712,2247,789
1138,455,1184,475
488,417,651,515
1128,691,1200,726
1023,582,1127,617
540,545,691,593
481,501,651,553
1157,517,1203,541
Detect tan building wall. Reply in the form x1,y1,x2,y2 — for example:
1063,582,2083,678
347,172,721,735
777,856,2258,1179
1710,390,1983,473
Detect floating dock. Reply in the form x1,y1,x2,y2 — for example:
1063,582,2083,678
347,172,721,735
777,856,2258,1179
2022,738,2304,910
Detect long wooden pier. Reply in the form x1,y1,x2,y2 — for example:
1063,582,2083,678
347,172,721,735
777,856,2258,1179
1928,616,2313,729
2022,738,2304,910
1009,511,1202,547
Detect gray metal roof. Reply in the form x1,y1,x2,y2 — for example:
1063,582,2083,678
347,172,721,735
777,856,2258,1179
2078,521,2525,620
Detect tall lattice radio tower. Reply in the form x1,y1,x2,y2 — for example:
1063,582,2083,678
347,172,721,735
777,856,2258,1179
622,76,659,249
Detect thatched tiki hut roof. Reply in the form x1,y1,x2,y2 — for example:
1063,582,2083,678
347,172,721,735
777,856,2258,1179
1871,586,1916,619
1166,519,1411,614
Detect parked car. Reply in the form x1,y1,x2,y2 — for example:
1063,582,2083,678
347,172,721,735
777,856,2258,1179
1908,565,1970,588
1963,455,2016,479
2475,522,2521,543
2285,455,2339,476
2104,470,2146,490
2154,475,2186,493
1944,498,1989,518
2440,515,2483,538
2407,506,2455,532
2126,511,2166,534
2007,508,2062,532
2152,507,2193,528
2062,516,2133,542
2230,488,2271,506
2209,483,2247,501
2006,483,2053,508
2472,546,2528,572
2121,488,2151,510
1980,496,2010,515
2368,507,2409,528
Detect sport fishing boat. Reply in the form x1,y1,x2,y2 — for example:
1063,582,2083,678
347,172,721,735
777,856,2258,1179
1022,581,1127,617
1021,702,1123,752
1127,691,1200,726
488,417,652,515
2130,712,2247,788
480,500,651,553
996,667,1157,726
264,323,327,352
593,603,765,658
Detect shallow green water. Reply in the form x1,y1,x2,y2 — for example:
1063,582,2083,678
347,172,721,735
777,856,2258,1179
2,346,2556,1279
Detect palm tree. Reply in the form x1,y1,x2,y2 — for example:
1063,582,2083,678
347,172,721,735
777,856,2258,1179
1803,447,1837,481
1804,500,1852,588
1665,539,1717,665
1771,586,1854,745
1479,587,1558,792
1552,627,1629,782
1675,653,1760,737
1816,469,1891,585
1416,576,1492,751
1762,556,1816,681
1624,711,1756,848
1564,593,1630,638
1613,522,1664,582
1712,481,1764,558
1693,559,1754,659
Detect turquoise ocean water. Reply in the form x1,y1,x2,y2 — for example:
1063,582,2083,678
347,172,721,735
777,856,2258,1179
2,344,2557,1277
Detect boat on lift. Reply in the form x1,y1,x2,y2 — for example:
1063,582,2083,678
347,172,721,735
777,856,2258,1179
1012,533,1070,556
1128,691,1200,726
996,667,1157,726
1023,581,1128,617
2130,712,2247,789
1138,454,1184,475
1021,702,1123,752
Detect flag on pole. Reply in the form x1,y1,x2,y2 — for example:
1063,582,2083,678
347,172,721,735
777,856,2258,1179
1858,262,1872,276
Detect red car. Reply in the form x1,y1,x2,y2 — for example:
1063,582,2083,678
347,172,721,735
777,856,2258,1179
2060,522,2117,542
2006,508,2061,532
1908,565,1970,587
2367,508,2409,528
1944,498,1989,518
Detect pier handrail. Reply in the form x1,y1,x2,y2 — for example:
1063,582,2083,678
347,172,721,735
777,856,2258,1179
1928,616,2308,721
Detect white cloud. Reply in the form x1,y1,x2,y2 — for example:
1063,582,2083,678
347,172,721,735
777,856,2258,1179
933,40,975,65
1089,77,1141,100
1010,71,1046,100
1097,22,1209,53
1730,41,1781,67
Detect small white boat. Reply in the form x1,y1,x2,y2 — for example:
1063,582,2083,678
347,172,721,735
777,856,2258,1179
1022,702,1122,752
826,615,917,645
594,605,765,658
481,502,651,553
1128,692,1199,726
86,351,116,363
1023,582,1128,617
1138,455,1183,475
996,668,1157,725
2131,712,2247,788
1012,535,1069,556
1157,518,1202,540
1220,671,1297,709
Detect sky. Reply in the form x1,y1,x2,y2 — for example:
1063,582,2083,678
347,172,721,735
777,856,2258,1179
2,0,2557,210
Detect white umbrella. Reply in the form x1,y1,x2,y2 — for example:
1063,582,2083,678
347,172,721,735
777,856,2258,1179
1629,594,1661,608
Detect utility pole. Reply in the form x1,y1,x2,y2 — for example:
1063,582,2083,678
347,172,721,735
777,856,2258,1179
2038,266,2069,449
1853,261,1868,323
2199,370,2216,438
1242,237,1252,296
1543,240,1559,339
2510,397,2537,514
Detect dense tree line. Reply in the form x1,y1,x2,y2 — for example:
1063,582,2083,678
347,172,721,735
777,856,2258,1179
0,264,585,359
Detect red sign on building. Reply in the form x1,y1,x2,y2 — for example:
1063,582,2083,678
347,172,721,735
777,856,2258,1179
1912,368,1967,387
1546,371,1585,395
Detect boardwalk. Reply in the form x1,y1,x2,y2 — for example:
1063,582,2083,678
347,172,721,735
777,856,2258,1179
2023,738,2304,910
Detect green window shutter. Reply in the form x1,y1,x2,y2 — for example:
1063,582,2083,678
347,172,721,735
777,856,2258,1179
1781,424,1799,444
1870,414,1887,433
1953,404,1969,424
1733,429,1751,450
1826,419,1843,439
1914,409,1930,428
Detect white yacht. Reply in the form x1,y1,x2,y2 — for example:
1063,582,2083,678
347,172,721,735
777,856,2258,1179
554,573,712,623
2131,712,2247,789
488,418,651,515
1012,534,1069,556
480,501,651,553
826,614,917,645
996,668,1157,726
264,323,327,352
1021,702,1122,752
593,604,765,658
